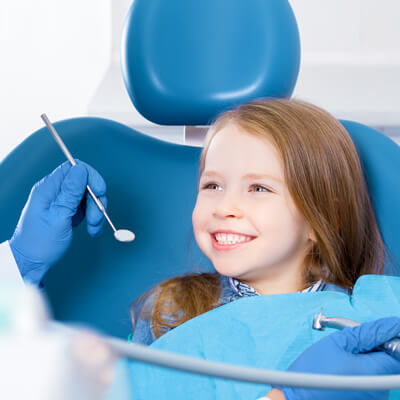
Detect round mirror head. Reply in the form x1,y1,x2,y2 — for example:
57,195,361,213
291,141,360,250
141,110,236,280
114,229,135,242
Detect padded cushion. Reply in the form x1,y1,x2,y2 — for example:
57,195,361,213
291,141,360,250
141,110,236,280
121,0,300,125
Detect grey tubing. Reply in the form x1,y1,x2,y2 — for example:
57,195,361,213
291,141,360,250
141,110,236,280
104,336,400,391
49,322,400,391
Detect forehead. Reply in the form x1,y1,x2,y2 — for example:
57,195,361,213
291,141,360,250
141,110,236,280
203,124,284,182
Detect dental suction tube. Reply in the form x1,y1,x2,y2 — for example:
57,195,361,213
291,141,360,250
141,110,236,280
49,309,400,390
103,335,400,391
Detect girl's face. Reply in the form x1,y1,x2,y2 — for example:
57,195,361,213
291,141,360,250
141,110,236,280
192,123,315,294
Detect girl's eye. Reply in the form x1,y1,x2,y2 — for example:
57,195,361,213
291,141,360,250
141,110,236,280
250,184,271,193
201,182,221,190
200,183,272,192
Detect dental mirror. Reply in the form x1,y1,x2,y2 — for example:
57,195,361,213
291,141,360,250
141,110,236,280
114,229,135,242
41,113,136,243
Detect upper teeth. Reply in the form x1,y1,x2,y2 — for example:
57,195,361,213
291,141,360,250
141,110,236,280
215,233,252,245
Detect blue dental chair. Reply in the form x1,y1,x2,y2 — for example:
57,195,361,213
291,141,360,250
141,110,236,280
0,0,399,343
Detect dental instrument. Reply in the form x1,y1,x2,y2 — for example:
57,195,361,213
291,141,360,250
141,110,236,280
313,307,400,361
40,114,135,243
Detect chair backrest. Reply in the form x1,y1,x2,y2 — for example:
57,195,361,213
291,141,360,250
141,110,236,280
0,118,212,337
339,120,400,275
0,0,399,338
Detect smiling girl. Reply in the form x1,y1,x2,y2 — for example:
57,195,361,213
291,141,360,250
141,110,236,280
130,98,386,345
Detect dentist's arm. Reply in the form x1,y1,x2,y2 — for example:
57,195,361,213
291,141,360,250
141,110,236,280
261,316,400,400
8,160,107,285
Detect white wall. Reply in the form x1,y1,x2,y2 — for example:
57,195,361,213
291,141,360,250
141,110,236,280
290,0,400,133
0,0,111,161
0,0,399,163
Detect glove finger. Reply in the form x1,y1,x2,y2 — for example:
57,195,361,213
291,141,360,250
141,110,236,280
32,162,72,207
337,317,400,354
76,160,107,231
76,160,107,197
87,220,105,237
72,196,86,227
86,195,107,237
53,163,88,217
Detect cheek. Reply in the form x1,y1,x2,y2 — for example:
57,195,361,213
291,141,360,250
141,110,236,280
269,207,311,246
192,204,199,232
192,198,204,237
256,201,307,238
192,196,214,250
192,200,210,254
255,201,288,229
285,199,312,241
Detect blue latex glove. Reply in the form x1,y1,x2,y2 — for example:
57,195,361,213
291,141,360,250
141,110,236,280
274,317,400,400
9,160,107,285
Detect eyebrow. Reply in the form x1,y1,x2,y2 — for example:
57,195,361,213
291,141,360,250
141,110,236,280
201,170,282,184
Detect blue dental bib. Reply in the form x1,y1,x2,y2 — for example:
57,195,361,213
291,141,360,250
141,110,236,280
108,275,400,399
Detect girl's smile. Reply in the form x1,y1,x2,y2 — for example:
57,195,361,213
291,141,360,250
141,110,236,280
210,230,256,251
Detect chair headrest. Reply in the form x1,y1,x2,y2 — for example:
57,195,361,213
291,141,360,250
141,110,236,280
121,0,300,125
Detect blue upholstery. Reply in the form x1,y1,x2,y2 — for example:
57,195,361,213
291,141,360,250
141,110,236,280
121,0,300,125
340,120,400,275
0,0,399,340
0,118,213,338
0,118,399,339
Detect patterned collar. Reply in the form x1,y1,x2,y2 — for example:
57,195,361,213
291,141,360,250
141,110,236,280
228,277,326,297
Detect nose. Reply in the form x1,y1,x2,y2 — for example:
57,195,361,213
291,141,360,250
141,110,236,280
213,192,244,219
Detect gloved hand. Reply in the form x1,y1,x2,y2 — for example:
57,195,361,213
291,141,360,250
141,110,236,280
9,160,107,286
273,316,400,400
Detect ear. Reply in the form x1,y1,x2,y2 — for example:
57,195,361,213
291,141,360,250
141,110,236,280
309,230,317,243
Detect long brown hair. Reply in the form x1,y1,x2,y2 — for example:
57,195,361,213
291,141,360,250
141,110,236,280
131,98,387,339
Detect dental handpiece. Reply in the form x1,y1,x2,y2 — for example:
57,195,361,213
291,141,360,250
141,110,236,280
313,308,400,361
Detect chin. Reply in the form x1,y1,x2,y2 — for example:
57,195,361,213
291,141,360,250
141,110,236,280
212,262,247,278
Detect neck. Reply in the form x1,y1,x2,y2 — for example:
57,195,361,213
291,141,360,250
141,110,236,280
240,268,305,295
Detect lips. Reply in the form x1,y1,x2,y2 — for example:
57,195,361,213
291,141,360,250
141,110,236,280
210,231,256,251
